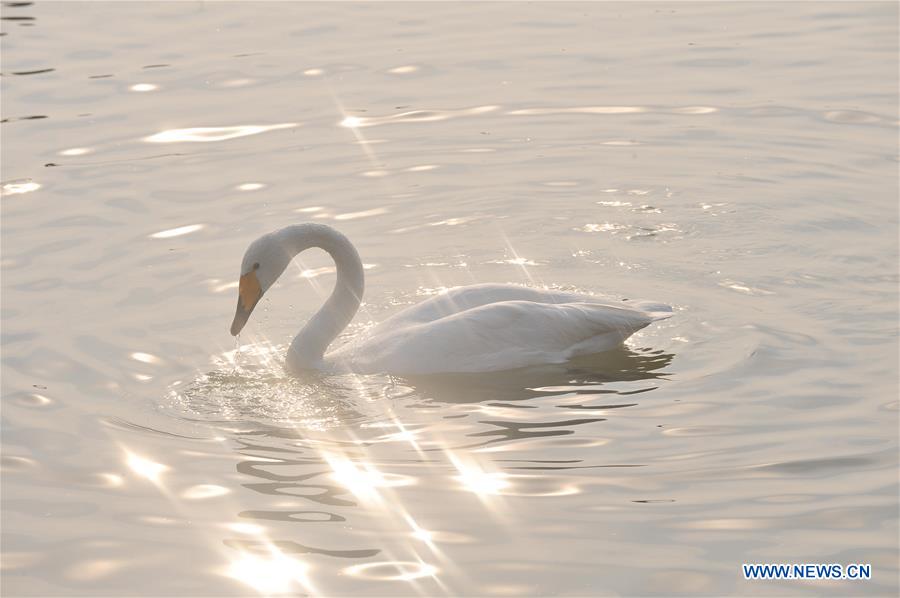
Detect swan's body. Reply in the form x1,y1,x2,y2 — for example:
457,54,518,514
231,224,672,375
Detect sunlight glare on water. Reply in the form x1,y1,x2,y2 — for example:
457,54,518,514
225,548,314,595
1,2,897,597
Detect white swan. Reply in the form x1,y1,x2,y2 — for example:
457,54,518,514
230,223,672,375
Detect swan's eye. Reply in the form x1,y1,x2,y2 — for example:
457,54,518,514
253,262,260,270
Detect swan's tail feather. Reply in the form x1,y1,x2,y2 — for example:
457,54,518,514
630,301,673,321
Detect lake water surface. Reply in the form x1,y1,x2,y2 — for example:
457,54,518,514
2,2,898,596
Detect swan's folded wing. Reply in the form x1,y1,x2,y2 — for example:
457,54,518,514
360,300,658,374
374,283,594,329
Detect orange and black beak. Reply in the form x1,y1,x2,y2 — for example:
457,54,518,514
230,267,262,336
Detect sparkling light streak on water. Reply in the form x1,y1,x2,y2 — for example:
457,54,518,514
1,181,41,196
225,549,314,595
149,224,205,239
124,451,169,485
143,123,297,143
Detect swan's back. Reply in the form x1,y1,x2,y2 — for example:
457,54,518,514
336,285,672,374
382,283,584,325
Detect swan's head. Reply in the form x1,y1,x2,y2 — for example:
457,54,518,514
230,232,293,336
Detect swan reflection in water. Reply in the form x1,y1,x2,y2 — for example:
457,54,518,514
401,345,674,405
178,343,673,422
169,342,673,593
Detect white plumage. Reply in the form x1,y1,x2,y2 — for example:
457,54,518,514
230,224,672,376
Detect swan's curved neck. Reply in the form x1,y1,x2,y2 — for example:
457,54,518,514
281,224,364,371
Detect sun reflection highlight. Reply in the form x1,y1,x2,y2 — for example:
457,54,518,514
449,454,511,497
324,453,414,502
332,89,386,177
125,451,169,484
149,223,204,239
130,351,159,364
388,65,419,74
59,147,92,156
1,180,41,196
380,426,421,447
333,207,389,221
508,106,646,115
182,484,230,499
344,560,438,581
498,232,536,284
340,115,364,128
226,548,313,595
339,105,499,128
456,469,511,495
490,257,539,267
144,123,297,143
403,514,436,549
129,83,158,92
